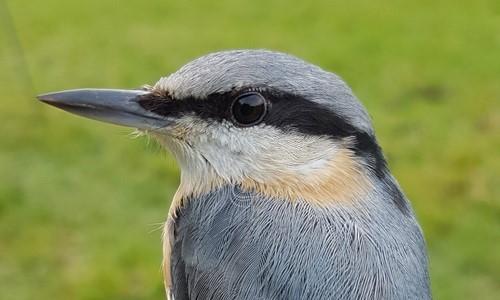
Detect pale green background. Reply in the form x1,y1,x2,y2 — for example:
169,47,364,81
1,0,499,299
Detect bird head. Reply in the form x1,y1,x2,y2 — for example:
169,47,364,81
38,50,386,207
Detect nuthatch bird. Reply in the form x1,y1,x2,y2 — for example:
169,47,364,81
38,50,431,299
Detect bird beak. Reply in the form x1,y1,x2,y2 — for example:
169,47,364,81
37,88,169,130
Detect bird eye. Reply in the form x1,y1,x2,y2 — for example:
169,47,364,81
231,92,268,126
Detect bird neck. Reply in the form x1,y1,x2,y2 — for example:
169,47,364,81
168,148,380,218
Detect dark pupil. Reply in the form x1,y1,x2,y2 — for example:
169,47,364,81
232,93,266,125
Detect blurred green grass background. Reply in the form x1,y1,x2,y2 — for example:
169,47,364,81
1,0,499,299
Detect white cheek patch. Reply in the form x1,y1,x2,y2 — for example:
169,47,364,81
196,122,332,180
151,116,372,209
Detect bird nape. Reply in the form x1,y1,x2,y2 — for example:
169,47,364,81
38,50,431,300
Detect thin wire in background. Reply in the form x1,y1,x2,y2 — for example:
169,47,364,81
0,0,44,120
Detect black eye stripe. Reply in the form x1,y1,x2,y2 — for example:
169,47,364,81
138,92,230,121
139,88,360,139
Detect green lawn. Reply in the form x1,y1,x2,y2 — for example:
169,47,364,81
1,0,499,299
